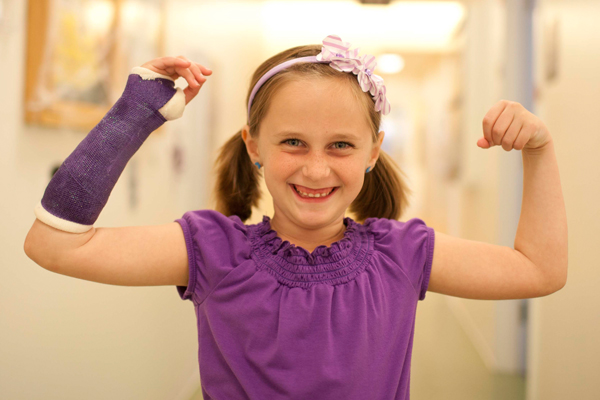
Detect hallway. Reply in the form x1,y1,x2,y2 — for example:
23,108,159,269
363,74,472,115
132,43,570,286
3,0,598,398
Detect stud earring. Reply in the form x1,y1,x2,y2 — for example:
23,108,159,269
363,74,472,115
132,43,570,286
366,166,371,173
254,162,261,169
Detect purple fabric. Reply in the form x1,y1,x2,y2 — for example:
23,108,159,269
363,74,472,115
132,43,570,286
175,209,435,399
40,74,176,225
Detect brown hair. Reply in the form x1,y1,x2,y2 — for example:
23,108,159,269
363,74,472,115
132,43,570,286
212,44,412,224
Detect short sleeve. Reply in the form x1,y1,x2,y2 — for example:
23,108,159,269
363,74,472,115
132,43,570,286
367,217,435,301
174,209,251,305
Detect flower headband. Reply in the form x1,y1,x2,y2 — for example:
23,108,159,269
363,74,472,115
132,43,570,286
247,34,391,120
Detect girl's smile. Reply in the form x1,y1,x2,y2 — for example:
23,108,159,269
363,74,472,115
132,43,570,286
290,184,339,202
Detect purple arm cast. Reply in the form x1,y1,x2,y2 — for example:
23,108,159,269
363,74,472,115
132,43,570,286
35,72,178,232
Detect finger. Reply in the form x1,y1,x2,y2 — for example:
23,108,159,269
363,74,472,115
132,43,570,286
477,137,491,148
175,64,200,88
177,56,213,76
501,117,523,151
192,63,208,82
163,56,191,67
513,122,533,151
183,84,201,105
491,103,516,146
175,56,201,87
178,56,207,85
197,63,213,75
482,100,509,146
147,56,191,76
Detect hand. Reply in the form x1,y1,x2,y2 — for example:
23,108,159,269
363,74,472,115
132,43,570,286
140,56,213,105
478,100,552,152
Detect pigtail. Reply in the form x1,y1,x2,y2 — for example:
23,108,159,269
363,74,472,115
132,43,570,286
212,130,262,222
349,150,412,223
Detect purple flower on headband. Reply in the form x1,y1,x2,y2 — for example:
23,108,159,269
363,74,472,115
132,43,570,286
317,35,361,73
316,34,391,115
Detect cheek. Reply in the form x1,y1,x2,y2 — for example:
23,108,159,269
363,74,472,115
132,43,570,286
335,157,364,176
262,153,296,192
265,153,296,179
269,152,296,169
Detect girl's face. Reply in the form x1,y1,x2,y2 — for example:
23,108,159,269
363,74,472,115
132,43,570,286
242,77,384,227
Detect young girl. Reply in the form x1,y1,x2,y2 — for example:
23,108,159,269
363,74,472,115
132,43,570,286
25,34,567,399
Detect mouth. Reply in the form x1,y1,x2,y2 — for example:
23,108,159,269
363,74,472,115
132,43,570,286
290,184,338,201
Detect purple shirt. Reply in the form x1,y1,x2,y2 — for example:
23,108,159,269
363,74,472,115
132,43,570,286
175,209,435,399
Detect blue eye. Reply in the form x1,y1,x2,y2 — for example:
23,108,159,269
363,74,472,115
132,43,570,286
334,142,352,150
282,138,354,149
283,138,301,147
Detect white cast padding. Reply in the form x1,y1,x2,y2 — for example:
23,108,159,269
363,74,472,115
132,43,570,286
34,201,94,233
130,66,186,121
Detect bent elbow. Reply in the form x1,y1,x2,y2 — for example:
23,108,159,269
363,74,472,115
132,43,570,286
545,268,568,295
24,232,58,272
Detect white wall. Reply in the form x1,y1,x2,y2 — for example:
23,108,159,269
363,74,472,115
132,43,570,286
0,1,211,399
442,0,600,397
165,0,268,223
527,0,600,398
440,0,508,375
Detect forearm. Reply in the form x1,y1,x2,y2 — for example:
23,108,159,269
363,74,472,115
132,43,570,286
514,139,568,287
34,67,185,233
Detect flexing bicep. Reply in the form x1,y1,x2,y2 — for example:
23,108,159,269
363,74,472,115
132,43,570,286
428,231,562,300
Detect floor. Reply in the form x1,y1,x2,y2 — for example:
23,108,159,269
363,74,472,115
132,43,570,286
411,293,526,400
189,293,526,400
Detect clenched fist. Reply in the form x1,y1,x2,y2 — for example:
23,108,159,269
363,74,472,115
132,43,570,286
478,100,552,152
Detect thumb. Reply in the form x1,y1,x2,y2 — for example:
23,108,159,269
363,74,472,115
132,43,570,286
184,84,200,105
477,137,492,149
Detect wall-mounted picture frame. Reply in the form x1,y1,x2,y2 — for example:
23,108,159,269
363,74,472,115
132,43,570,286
24,0,166,132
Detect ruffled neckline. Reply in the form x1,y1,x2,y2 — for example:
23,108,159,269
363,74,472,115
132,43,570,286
248,215,374,288
260,215,356,256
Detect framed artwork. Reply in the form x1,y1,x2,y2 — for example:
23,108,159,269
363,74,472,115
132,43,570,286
24,0,166,132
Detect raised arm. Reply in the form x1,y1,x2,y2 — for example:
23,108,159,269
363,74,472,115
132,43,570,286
427,100,567,300
514,139,567,287
25,56,212,286
482,100,567,289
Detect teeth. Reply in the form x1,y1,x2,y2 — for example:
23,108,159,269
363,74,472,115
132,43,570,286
294,186,333,198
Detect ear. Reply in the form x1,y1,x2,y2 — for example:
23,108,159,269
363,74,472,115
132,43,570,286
241,124,260,162
369,131,385,167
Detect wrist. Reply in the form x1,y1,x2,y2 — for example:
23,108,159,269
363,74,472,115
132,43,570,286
129,67,186,121
523,137,554,157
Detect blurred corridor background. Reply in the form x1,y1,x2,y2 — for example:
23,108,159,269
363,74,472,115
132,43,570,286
1,0,598,399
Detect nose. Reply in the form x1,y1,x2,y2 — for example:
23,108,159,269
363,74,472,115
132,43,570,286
301,150,331,181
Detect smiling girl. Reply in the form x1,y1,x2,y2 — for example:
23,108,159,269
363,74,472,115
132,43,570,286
25,34,567,399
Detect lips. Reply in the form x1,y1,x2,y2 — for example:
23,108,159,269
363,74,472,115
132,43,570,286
292,184,335,195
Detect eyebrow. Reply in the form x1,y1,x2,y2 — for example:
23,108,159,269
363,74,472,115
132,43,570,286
274,131,361,141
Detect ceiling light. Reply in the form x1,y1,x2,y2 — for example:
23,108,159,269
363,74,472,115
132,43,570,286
377,54,405,74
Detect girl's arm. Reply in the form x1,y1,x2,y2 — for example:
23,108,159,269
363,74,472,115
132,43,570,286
24,57,211,287
514,139,568,288
426,100,567,300
25,218,190,287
